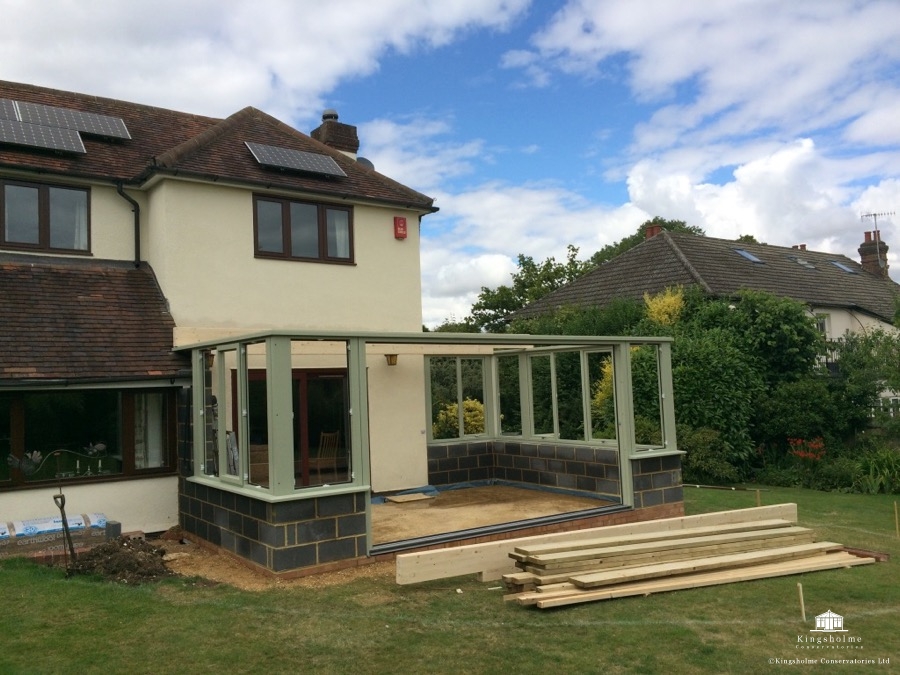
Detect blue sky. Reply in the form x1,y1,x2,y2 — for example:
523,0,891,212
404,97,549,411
2,0,899,325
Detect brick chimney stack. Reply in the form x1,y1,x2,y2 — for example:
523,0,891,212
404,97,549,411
311,109,359,158
645,223,663,239
858,230,890,278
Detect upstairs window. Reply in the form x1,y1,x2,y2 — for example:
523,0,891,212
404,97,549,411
254,195,353,263
1,180,89,252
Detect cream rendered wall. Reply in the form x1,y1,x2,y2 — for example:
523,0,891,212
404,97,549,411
143,179,423,332
88,184,143,261
0,477,178,534
367,355,429,491
144,178,430,494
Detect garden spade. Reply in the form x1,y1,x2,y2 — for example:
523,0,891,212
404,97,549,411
53,490,78,576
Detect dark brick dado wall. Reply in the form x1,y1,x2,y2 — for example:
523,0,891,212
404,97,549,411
427,440,682,510
633,454,683,509
180,479,367,574
427,440,621,500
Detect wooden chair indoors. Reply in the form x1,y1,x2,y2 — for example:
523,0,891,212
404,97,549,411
310,431,341,477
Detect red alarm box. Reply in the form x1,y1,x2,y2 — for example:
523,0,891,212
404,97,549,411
394,216,407,240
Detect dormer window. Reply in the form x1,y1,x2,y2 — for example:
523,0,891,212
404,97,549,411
1,179,89,252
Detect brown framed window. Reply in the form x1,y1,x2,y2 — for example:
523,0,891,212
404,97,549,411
0,389,176,488
1,179,90,253
253,195,352,263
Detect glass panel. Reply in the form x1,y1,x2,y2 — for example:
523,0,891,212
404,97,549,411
430,357,459,440
21,391,121,481
556,351,585,441
4,184,39,244
497,354,522,435
631,345,663,446
201,349,218,477
49,187,88,250
290,202,319,258
305,376,350,487
588,351,616,440
290,339,351,489
133,392,167,469
256,200,283,253
247,375,269,488
460,358,485,435
325,208,350,259
0,394,10,482
531,354,554,435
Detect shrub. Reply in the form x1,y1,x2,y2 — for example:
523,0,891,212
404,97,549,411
432,398,485,438
856,448,900,494
809,456,863,492
679,425,740,485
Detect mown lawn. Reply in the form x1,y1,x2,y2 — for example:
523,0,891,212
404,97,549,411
1,487,897,674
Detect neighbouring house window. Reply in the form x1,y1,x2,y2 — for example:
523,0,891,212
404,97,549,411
815,313,830,338
0,389,175,488
253,195,352,263
1,180,89,252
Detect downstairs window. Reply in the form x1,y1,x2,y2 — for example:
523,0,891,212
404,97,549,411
0,389,176,487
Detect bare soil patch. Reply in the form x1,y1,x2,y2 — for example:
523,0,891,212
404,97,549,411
68,486,606,591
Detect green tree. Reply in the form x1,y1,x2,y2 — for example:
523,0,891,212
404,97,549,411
470,245,592,332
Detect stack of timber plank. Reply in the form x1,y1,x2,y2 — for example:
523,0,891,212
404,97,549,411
504,518,875,609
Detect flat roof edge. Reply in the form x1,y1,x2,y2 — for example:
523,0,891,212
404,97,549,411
174,330,674,351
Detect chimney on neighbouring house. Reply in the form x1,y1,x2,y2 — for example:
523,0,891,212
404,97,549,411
311,109,359,158
792,244,807,251
645,223,663,239
858,230,890,278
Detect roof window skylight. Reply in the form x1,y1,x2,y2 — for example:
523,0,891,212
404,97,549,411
829,260,858,274
734,249,763,263
788,256,816,270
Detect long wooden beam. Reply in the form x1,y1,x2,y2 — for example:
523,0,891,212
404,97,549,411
395,503,798,584
519,552,873,608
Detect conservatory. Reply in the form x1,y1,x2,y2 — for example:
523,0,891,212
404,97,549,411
178,331,683,575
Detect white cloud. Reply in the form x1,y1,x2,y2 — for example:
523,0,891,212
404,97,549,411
512,1,900,155
0,0,531,122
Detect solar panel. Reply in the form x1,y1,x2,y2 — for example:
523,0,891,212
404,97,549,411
0,119,86,153
17,101,131,139
0,98,17,121
245,142,346,178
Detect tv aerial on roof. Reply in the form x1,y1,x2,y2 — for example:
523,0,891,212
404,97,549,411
861,211,894,268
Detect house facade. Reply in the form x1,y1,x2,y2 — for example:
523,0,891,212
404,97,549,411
0,81,435,534
517,227,899,340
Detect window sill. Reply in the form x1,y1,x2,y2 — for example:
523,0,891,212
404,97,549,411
627,448,685,460
187,475,370,502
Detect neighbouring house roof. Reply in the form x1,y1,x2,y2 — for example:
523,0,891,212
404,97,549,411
0,255,189,385
514,231,900,324
0,80,435,211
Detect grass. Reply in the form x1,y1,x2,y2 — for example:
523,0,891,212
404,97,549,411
1,487,898,674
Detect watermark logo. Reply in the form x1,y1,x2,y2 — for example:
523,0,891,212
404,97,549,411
767,607,891,667
811,609,846,633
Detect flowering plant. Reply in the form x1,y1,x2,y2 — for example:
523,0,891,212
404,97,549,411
787,436,825,462
787,437,825,488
